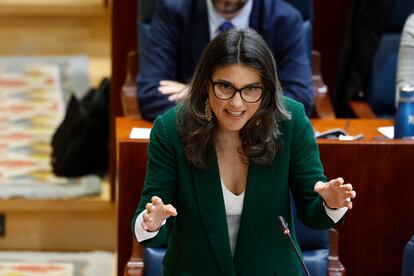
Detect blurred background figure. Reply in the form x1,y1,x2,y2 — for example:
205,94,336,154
137,0,313,120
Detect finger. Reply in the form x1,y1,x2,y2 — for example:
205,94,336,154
143,212,149,221
340,183,353,191
177,88,189,99
151,196,162,205
346,200,353,209
168,93,180,101
314,181,326,192
344,190,356,199
145,202,153,213
168,88,189,101
169,94,186,101
143,212,153,223
159,80,177,86
141,221,148,231
329,177,344,188
164,204,178,216
335,190,356,202
158,85,181,95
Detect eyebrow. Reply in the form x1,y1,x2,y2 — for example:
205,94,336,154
213,78,262,87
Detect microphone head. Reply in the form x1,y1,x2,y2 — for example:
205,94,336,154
277,216,290,236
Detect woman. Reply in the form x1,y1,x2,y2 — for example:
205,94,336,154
132,28,356,275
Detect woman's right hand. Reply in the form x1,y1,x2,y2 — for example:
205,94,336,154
142,196,177,232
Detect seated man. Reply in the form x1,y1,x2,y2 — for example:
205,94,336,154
137,0,313,120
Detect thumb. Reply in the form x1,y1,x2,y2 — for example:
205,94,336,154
164,204,177,217
314,181,326,193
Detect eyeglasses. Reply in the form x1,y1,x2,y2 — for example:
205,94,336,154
209,78,263,103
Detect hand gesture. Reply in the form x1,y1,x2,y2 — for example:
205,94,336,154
314,177,356,209
142,196,177,232
158,80,189,101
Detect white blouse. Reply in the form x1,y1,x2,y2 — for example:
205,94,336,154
221,180,245,255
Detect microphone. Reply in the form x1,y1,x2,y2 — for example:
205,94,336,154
277,216,311,276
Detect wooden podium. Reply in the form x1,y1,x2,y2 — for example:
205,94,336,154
116,118,414,276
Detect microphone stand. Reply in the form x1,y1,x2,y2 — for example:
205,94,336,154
277,216,311,276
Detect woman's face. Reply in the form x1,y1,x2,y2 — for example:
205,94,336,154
209,64,263,133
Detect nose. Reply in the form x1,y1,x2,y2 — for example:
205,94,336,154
230,91,243,108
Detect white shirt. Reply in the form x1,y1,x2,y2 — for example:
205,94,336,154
206,0,253,39
220,180,244,255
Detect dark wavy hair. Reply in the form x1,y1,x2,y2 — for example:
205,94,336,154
177,28,291,169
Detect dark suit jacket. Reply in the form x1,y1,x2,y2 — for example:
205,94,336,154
133,98,336,275
137,0,313,120
333,0,393,117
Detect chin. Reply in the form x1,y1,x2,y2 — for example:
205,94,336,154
222,120,248,132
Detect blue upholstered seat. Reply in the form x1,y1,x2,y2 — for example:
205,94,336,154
294,216,329,275
402,235,414,276
143,247,165,276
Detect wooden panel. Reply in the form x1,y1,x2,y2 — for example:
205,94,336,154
110,0,138,201
0,7,110,57
313,0,352,98
116,118,151,276
0,199,116,251
313,119,414,275
319,142,414,276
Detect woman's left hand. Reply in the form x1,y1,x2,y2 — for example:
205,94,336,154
314,177,356,209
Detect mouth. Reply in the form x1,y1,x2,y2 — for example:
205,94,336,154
226,109,244,118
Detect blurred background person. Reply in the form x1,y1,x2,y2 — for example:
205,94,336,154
396,13,414,104
137,0,313,120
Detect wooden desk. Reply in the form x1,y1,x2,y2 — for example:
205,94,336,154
117,118,414,276
313,119,414,276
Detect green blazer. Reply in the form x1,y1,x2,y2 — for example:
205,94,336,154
133,98,337,276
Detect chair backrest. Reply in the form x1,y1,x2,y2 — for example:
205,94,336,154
291,198,330,276
366,0,414,117
136,0,313,66
402,235,414,276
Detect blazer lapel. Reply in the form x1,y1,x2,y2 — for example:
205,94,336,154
233,163,274,272
192,154,235,276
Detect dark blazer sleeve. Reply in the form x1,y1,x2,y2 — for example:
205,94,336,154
284,99,337,229
137,0,182,121
131,111,178,247
264,1,313,115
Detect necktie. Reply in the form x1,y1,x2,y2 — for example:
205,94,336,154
217,21,234,33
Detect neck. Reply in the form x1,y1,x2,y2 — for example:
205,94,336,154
220,10,241,20
216,129,241,149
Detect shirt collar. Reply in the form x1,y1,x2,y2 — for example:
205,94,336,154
206,0,253,40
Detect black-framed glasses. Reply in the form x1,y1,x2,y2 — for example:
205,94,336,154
209,78,263,103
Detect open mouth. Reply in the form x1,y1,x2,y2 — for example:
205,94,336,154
226,110,244,117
